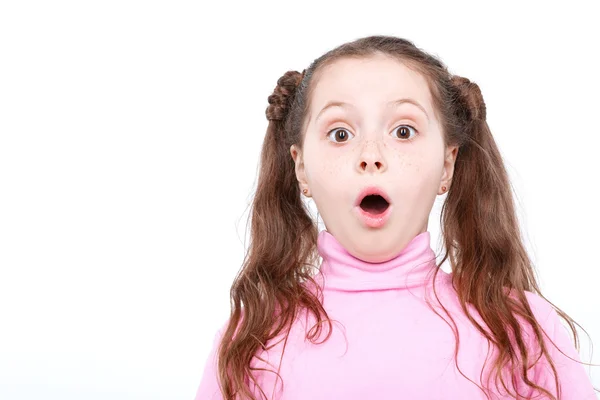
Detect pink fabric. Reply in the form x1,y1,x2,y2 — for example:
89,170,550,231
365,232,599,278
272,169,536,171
195,230,597,399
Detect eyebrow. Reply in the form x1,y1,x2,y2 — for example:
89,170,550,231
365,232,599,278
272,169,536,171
315,98,430,123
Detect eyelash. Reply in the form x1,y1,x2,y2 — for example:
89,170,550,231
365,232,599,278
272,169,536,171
325,124,419,144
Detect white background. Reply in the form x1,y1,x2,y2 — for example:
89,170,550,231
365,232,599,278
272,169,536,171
1,1,598,399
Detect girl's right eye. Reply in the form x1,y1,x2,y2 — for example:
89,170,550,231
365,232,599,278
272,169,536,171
326,127,354,143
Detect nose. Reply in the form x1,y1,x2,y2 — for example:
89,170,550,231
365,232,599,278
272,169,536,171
357,141,387,174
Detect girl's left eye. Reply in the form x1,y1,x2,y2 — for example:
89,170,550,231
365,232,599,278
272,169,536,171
326,124,418,143
392,124,418,141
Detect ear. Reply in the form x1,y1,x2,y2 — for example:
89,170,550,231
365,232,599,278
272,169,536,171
290,144,309,191
440,145,459,194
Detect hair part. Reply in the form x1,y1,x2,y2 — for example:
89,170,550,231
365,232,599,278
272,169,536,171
215,35,598,399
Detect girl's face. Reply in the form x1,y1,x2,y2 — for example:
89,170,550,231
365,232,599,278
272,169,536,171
291,54,458,262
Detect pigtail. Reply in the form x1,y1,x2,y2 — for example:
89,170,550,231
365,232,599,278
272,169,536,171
433,74,590,398
215,68,331,400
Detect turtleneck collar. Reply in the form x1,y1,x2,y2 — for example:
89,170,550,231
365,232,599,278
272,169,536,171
316,230,444,292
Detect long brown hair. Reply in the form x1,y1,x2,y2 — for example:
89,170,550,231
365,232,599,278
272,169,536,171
214,36,598,399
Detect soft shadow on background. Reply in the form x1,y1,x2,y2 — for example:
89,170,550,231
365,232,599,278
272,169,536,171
0,1,598,399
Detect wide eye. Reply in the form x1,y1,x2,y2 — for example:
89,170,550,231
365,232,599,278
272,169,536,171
326,127,354,143
326,124,418,143
392,124,417,141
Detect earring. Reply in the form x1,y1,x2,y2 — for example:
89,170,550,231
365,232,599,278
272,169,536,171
303,188,308,195
442,186,447,192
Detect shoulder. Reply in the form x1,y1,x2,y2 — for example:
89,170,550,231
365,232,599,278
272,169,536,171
503,288,555,326
210,309,251,350
519,293,597,396
522,290,555,322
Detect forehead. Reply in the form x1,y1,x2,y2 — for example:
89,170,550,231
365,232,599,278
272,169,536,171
309,55,434,121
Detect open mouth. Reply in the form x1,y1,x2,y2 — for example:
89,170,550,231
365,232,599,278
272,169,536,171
359,194,390,215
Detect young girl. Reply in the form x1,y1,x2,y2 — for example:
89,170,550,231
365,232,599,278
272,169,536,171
195,36,598,399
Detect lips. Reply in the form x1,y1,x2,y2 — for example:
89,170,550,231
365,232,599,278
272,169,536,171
355,186,392,214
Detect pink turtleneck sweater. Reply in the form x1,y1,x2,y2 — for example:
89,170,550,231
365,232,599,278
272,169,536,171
195,230,597,399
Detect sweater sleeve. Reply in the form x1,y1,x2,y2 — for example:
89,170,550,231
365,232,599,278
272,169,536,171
532,306,597,399
194,324,226,400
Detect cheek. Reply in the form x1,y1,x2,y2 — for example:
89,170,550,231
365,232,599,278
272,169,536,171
304,149,345,185
388,151,424,175
389,152,442,190
306,161,339,190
